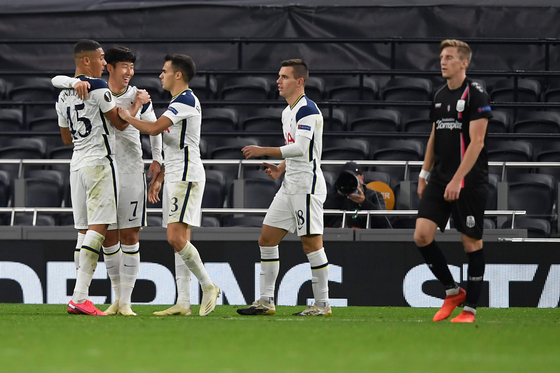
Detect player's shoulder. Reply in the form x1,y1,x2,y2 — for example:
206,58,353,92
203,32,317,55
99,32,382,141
171,89,197,108
77,75,109,91
467,79,488,96
433,84,447,100
295,95,320,122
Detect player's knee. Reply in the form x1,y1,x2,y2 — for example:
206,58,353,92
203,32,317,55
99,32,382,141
414,231,431,247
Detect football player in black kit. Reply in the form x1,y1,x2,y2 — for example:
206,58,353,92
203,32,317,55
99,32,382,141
414,39,492,323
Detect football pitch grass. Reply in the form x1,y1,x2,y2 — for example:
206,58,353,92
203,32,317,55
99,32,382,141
0,305,558,373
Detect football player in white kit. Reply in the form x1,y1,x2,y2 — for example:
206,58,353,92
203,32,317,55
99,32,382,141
52,46,162,316
117,54,220,317
55,40,131,316
238,59,332,316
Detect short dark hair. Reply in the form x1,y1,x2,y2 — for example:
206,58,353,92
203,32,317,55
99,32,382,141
105,46,136,66
73,39,102,58
165,54,196,83
281,59,309,82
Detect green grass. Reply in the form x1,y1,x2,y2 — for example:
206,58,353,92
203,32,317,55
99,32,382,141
0,305,558,373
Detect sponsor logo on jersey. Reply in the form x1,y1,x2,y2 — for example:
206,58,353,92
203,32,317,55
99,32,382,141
104,91,112,102
298,124,311,131
168,106,179,115
471,82,484,93
435,118,462,130
435,103,442,108
478,105,492,113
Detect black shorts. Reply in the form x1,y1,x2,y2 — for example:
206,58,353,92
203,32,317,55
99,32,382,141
417,181,488,240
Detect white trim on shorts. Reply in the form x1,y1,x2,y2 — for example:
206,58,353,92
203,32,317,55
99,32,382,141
263,189,326,236
162,180,205,228
70,162,118,230
108,172,146,231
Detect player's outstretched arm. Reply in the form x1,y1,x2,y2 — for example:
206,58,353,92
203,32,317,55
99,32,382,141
51,75,89,100
118,107,172,136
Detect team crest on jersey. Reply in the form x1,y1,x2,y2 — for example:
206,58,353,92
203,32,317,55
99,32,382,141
104,91,112,103
466,215,475,228
456,100,465,112
435,103,441,108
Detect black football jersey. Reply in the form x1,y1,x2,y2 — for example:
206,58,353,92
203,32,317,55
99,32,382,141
429,78,493,187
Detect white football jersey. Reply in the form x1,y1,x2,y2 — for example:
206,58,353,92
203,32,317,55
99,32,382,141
111,85,159,174
56,75,116,172
161,89,205,183
280,95,326,195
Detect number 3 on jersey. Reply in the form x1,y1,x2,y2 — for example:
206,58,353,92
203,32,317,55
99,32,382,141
66,103,92,139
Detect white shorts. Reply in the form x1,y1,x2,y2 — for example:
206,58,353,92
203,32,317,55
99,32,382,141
162,180,205,228
263,189,326,236
108,172,146,231
70,163,118,230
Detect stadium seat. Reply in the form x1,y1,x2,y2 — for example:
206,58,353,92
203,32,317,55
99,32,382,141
323,108,348,132
381,77,433,101
0,109,24,132
543,80,560,102
228,178,279,209
487,110,511,133
402,110,433,133
349,109,401,132
24,177,64,207
0,77,7,99
8,77,56,101
361,171,392,186
242,107,284,131
512,111,560,133
501,217,551,238
304,76,325,102
210,137,260,181
536,148,560,181
322,138,370,172
202,169,227,208
221,76,271,100
0,146,45,180
130,75,165,100
328,76,378,100
202,108,239,132
507,173,556,221
0,170,10,207
28,109,59,132
486,140,533,176
3,137,47,158
372,139,424,183
189,75,218,100
13,214,56,226
484,218,496,230
490,78,541,102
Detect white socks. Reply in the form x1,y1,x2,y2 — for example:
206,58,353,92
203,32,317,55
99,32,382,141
74,232,86,273
103,242,122,303
174,252,192,308
177,241,213,291
259,245,279,303
307,248,329,308
120,243,140,306
72,230,105,304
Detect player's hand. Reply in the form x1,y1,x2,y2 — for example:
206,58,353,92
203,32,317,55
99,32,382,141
148,179,162,204
347,185,366,204
74,81,90,100
242,145,264,159
444,179,462,201
117,107,131,121
148,161,161,180
135,89,151,106
417,177,428,199
263,162,282,180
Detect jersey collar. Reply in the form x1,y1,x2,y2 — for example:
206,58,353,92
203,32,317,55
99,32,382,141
172,88,191,100
290,94,305,110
